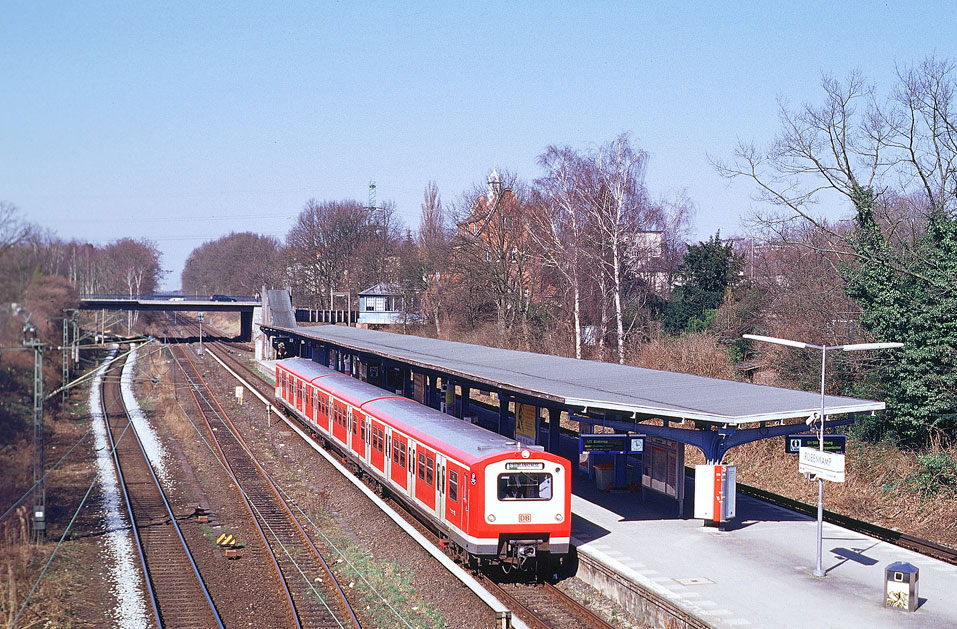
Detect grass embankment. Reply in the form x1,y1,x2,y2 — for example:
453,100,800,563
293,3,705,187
712,437,957,547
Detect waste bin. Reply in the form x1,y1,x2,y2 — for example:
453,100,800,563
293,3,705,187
594,463,615,490
885,562,919,611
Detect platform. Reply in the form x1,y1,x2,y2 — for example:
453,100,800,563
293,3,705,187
568,469,957,628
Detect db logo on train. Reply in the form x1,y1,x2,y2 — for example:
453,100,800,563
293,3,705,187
519,513,532,523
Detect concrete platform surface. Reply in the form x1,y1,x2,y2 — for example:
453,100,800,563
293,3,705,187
569,476,957,628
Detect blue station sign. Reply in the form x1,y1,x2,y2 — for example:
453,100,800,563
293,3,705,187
579,433,645,455
785,434,847,455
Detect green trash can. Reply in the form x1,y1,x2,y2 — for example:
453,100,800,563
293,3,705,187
884,562,919,612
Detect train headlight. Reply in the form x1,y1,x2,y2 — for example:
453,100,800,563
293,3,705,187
487,514,496,523
555,513,564,522
521,449,530,459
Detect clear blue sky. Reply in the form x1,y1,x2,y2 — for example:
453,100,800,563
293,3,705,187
2,2,953,290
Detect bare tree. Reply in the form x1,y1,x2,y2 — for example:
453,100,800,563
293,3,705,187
285,198,403,309
584,134,660,364
450,170,540,347
0,201,34,257
884,56,957,218
182,232,281,295
417,181,451,337
285,199,366,308
715,60,957,286
532,146,589,358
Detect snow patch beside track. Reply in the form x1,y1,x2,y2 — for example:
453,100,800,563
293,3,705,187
120,344,172,485
90,347,149,628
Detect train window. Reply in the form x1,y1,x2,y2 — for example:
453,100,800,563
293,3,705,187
448,470,458,502
400,443,407,468
426,457,434,486
497,473,552,501
417,453,425,480
392,439,399,463
361,421,366,442
353,415,358,435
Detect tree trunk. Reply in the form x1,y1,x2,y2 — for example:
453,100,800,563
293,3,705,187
572,280,582,360
612,239,625,364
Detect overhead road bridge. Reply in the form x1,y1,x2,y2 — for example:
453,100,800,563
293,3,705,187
80,294,260,341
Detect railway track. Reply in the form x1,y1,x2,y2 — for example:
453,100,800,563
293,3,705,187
170,343,360,629
735,481,957,565
101,351,224,629
196,337,617,628
169,319,957,620
483,579,614,629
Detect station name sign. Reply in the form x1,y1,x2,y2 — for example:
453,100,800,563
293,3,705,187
798,447,846,482
579,434,645,455
785,434,846,455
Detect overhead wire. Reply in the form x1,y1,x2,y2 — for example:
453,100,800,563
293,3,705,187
11,355,139,628
164,342,414,627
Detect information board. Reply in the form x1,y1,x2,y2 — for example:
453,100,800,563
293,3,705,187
785,434,846,454
579,433,645,455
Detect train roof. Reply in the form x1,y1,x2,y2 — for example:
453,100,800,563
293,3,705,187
277,358,538,464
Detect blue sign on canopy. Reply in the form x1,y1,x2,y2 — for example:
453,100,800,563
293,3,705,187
785,434,846,454
579,434,645,455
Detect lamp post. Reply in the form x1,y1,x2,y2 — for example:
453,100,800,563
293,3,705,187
743,334,902,577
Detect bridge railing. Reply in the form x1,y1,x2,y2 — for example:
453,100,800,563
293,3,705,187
81,294,261,302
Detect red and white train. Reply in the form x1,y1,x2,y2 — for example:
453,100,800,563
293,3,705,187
274,358,571,571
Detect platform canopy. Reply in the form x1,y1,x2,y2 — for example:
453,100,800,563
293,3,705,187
268,325,885,426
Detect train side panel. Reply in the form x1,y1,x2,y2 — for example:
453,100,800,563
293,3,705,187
275,359,570,566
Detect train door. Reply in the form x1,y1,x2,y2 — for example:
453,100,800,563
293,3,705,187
305,384,314,421
435,453,446,519
414,446,436,510
364,417,372,462
351,410,365,458
444,461,466,531
312,387,329,430
407,442,416,496
370,421,385,472
331,399,347,444
390,433,408,490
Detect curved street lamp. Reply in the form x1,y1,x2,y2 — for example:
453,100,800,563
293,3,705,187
743,334,903,577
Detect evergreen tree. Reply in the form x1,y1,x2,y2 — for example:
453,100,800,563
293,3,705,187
663,232,742,333
842,186,957,444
